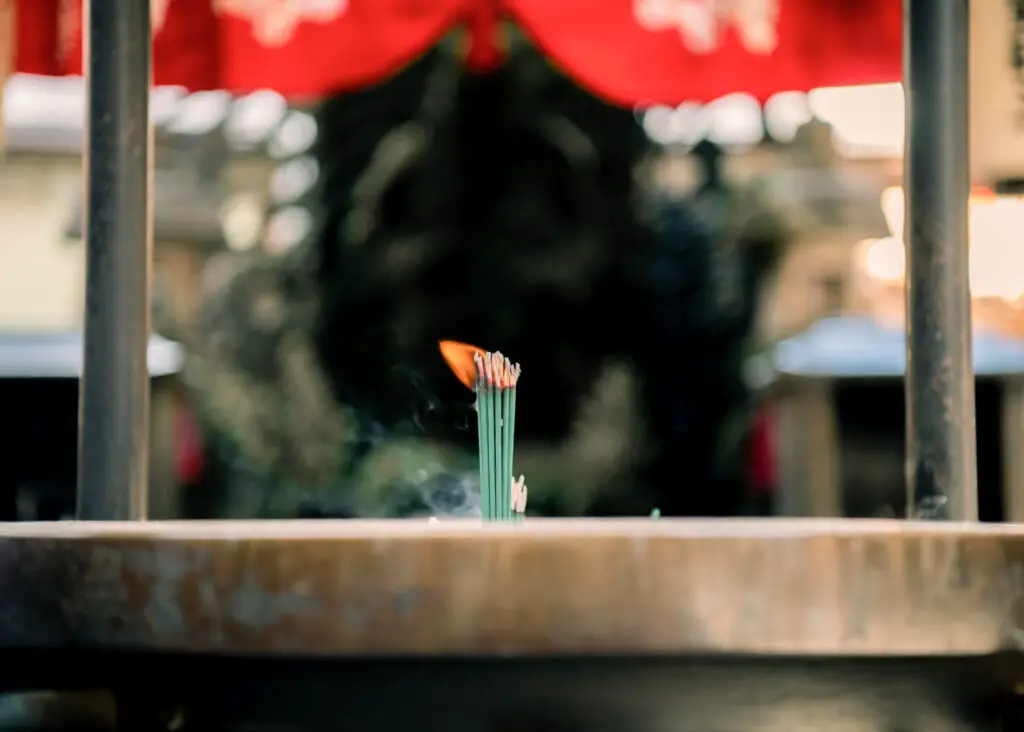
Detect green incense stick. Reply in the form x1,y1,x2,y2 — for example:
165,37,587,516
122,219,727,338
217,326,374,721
507,371,519,519
483,354,497,521
501,385,512,519
489,383,499,518
475,354,492,519
473,351,524,522
480,383,492,519
489,354,502,520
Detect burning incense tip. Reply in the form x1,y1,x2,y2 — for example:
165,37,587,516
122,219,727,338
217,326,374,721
501,357,512,388
439,340,487,390
484,352,495,386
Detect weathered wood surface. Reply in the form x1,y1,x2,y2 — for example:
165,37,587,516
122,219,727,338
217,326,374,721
3,518,1024,656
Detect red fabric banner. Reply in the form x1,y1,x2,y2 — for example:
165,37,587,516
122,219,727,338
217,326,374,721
507,0,904,104
13,0,63,76
213,0,468,97
37,0,467,94
58,0,221,89
12,0,903,105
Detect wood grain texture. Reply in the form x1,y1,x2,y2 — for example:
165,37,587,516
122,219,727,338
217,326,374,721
2,518,1024,656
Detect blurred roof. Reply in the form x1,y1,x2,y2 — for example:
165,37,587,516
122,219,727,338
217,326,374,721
773,315,1024,379
2,75,318,247
2,74,315,157
62,173,230,244
0,331,182,378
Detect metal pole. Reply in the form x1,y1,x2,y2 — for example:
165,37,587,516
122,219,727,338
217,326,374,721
77,0,152,520
904,0,977,521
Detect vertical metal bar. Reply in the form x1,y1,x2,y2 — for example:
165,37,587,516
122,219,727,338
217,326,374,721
904,0,977,521
77,0,152,520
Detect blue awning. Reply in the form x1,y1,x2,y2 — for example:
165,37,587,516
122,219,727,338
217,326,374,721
773,315,1024,378
0,331,183,378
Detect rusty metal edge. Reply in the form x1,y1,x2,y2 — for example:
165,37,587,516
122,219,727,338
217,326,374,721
1,519,1024,657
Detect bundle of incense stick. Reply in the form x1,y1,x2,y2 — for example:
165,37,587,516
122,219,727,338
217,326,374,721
474,351,524,521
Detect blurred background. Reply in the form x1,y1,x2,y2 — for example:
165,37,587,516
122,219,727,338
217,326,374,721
2,0,1024,523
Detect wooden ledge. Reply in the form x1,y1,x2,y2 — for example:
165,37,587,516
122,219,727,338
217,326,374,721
2,518,1024,657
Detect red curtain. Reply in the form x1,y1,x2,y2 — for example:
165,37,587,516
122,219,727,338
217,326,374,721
57,0,221,88
13,0,63,76
215,0,469,97
12,0,902,105
507,0,903,104
46,0,468,94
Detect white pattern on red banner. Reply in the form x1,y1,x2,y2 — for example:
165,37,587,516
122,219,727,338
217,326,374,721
57,0,78,66
213,0,349,46
152,0,172,32
633,0,779,54
15,0,901,103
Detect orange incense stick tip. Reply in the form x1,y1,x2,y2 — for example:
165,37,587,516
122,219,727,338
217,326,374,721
439,340,486,390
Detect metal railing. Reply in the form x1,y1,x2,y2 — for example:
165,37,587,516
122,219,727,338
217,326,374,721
78,1,151,521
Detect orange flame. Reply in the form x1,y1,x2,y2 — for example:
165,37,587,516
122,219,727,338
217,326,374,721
439,340,486,390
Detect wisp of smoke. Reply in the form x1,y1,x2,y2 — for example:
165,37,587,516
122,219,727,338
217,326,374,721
418,471,482,518
389,363,475,435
